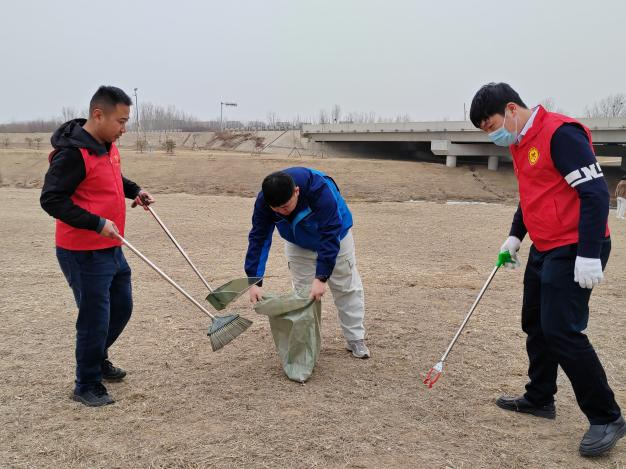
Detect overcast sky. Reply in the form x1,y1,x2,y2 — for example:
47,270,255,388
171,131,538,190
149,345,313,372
1,0,624,123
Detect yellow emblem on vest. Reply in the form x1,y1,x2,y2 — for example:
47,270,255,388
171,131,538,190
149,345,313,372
528,147,540,165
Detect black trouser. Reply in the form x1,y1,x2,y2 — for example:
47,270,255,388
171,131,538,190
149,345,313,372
56,247,133,392
522,238,621,425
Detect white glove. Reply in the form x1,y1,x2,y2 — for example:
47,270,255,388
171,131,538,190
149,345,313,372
574,256,603,289
499,236,522,269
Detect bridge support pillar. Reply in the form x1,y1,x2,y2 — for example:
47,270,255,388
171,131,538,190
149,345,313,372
446,155,457,168
488,155,499,171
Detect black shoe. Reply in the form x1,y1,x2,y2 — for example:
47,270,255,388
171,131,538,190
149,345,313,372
495,395,556,419
102,359,126,381
72,383,115,407
579,416,626,457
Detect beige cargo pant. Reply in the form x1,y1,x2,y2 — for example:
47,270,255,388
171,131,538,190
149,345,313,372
284,230,365,341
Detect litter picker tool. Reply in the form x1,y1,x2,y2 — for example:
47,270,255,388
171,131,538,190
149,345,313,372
143,205,262,310
423,250,512,388
116,234,252,351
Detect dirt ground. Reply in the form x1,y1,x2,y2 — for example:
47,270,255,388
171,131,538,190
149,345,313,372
1,147,625,468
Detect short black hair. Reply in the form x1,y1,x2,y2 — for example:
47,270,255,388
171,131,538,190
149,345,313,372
89,86,133,114
469,82,527,128
262,171,295,207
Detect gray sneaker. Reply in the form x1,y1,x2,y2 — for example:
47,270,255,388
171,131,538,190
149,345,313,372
346,339,370,359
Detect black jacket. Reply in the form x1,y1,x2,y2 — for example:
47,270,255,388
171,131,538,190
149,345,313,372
40,119,141,231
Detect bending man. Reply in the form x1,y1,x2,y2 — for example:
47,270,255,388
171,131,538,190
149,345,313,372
245,167,369,358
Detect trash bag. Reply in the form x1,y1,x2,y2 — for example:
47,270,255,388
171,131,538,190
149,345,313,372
254,291,322,383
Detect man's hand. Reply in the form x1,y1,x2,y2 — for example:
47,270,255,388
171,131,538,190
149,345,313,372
248,284,264,304
309,278,327,301
99,219,119,239
574,256,603,289
131,190,155,210
499,236,522,269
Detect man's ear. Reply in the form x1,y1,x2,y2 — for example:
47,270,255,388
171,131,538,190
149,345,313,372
91,107,104,122
506,102,518,116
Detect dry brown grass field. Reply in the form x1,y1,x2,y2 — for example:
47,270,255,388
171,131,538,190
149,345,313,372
1,145,625,468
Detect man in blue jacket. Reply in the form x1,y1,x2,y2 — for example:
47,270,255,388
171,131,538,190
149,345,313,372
245,167,369,358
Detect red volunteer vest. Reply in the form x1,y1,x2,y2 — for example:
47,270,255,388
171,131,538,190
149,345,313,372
510,106,609,251
54,143,126,250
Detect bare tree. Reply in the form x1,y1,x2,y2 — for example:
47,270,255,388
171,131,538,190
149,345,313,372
584,93,626,118
539,97,556,112
0,119,60,132
331,104,341,123
61,107,79,122
266,112,279,129
318,109,329,124
539,97,567,114
138,102,202,131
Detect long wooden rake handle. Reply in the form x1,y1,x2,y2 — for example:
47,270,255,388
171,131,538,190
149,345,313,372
145,206,215,293
116,234,216,320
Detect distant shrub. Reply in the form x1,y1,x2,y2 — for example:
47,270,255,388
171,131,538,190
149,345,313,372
163,138,176,155
136,137,148,153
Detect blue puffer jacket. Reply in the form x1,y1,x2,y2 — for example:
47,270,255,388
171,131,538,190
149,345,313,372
245,167,353,280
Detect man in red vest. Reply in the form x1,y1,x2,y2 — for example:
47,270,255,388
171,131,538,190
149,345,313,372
41,86,154,407
470,83,624,457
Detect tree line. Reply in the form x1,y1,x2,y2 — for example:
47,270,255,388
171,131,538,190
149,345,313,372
1,94,625,133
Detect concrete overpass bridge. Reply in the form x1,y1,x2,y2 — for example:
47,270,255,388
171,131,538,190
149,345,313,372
302,118,626,170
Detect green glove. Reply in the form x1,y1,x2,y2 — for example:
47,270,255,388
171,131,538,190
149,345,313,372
496,250,513,267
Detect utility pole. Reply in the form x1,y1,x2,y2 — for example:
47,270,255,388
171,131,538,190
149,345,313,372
463,102,467,121
220,101,237,131
133,88,140,148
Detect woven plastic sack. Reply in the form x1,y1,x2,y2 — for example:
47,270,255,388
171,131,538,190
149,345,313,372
254,292,322,383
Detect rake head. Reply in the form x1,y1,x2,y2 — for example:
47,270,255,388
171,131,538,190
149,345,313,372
207,314,253,351
423,361,444,388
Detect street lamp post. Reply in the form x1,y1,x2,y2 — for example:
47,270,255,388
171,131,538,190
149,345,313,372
133,88,142,151
133,88,140,131
220,101,237,131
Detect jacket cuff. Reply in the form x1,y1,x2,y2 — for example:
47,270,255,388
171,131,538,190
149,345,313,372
95,217,106,233
508,225,527,241
577,239,602,259
315,261,334,279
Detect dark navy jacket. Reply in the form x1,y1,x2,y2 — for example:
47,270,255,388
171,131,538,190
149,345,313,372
245,167,353,280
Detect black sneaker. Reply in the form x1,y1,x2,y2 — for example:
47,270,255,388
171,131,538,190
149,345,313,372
72,383,115,407
495,395,556,419
102,360,126,381
579,415,626,457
